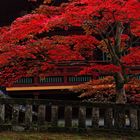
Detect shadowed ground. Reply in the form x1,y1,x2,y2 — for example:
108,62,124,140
0,131,140,140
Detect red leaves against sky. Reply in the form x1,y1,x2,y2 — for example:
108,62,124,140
1,14,48,43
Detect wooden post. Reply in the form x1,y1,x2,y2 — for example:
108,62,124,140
34,93,39,99
63,68,67,84
25,105,32,130
38,105,46,125
51,105,58,127
138,110,140,130
130,109,138,130
104,108,113,129
34,76,39,85
0,104,5,124
114,107,125,129
12,105,19,125
78,106,86,128
65,106,72,128
92,107,99,128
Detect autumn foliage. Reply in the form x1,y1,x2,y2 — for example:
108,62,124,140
71,76,140,103
0,0,140,103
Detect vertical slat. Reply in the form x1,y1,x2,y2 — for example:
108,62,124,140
92,107,99,128
45,77,47,83
51,105,58,127
65,106,72,128
38,105,46,125
114,107,125,129
71,77,73,82
77,77,79,82
59,77,61,83
29,78,30,84
130,109,138,130
104,108,113,128
81,76,85,82
0,104,5,124
12,105,19,125
55,77,57,83
74,77,76,82
78,106,86,128
25,105,32,129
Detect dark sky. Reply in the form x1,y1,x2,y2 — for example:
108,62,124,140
0,0,42,26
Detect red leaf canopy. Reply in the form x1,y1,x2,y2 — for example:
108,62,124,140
0,0,140,85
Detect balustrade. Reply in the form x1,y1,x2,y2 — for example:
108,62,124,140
0,98,139,131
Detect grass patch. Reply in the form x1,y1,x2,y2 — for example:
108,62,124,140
0,131,140,140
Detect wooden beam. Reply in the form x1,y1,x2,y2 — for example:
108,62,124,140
6,85,76,91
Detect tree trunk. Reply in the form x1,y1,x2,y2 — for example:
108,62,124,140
113,22,126,104
114,72,126,104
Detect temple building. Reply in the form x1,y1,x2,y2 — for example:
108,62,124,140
1,0,140,100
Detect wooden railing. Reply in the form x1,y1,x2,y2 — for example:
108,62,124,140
0,98,140,131
13,75,93,87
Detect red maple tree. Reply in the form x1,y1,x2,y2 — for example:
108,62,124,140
0,0,140,103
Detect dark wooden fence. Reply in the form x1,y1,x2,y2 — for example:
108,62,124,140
0,98,140,131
